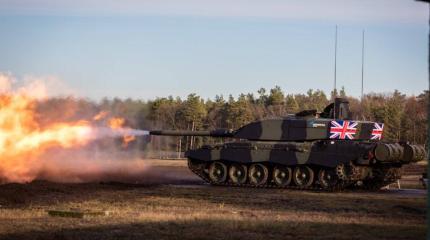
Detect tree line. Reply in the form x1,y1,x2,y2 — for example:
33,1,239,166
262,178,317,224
36,87,428,154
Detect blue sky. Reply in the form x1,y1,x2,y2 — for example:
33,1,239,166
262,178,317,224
0,0,428,100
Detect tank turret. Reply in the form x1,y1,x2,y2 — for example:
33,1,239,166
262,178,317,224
151,98,386,142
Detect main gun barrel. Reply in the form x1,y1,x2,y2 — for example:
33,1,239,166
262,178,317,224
149,129,234,137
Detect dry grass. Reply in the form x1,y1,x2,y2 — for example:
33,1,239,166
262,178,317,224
0,159,426,240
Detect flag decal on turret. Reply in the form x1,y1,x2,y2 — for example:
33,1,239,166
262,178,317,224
330,120,358,140
371,123,384,140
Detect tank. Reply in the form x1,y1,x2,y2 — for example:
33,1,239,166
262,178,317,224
150,98,426,191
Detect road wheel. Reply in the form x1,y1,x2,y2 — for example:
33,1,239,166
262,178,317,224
272,165,292,187
318,168,339,189
208,162,228,184
293,166,314,187
229,164,248,184
248,164,269,186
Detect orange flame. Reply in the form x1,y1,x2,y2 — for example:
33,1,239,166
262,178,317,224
93,111,109,121
107,117,137,147
108,117,125,129
122,135,136,148
0,94,93,182
0,74,143,183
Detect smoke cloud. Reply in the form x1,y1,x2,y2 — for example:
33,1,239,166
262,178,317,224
0,72,151,184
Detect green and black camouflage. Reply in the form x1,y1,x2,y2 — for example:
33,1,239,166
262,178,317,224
150,98,426,191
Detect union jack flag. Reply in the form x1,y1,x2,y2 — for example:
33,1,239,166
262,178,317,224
329,120,358,140
371,123,384,140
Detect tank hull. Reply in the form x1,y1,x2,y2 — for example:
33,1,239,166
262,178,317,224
186,140,425,191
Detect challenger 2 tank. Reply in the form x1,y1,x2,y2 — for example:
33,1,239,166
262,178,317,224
150,98,426,191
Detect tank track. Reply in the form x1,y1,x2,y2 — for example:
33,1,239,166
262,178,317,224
188,159,348,191
188,159,401,192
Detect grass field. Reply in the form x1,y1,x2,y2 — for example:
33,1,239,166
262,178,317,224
0,160,426,240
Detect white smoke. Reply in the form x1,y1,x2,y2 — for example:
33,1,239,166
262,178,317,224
90,127,149,139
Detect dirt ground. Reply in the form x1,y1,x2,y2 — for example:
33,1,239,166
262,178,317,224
0,159,427,240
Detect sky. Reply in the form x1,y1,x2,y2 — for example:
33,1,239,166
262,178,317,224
0,0,428,100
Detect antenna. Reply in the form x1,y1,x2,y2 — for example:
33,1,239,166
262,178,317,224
333,25,338,119
333,25,338,99
361,29,365,101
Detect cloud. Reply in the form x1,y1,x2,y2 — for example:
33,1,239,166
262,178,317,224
0,0,427,25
